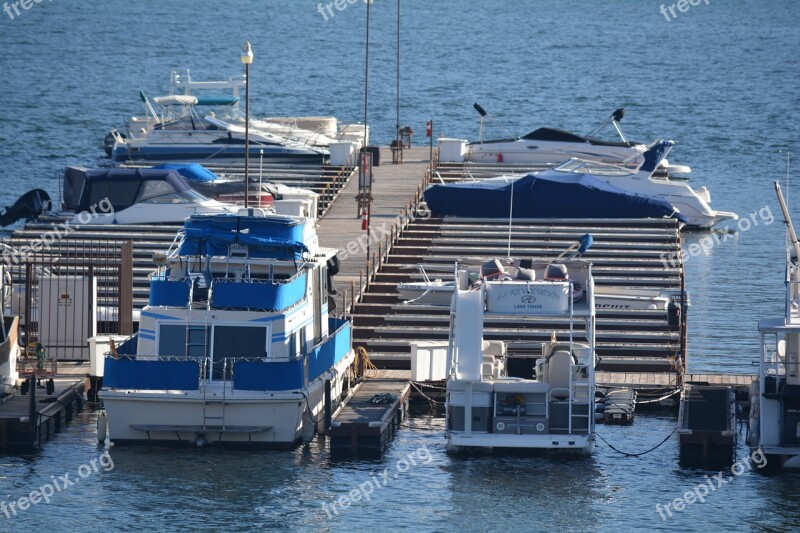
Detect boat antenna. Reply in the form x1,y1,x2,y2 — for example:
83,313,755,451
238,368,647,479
780,150,792,205
507,179,514,257
586,108,627,143
775,181,800,264
473,103,514,143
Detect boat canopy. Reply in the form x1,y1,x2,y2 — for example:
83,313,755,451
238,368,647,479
153,95,199,106
71,168,208,213
195,96,239,106
178,214,309,260
423,172,688,222
521,127,588,143
521,127,634,147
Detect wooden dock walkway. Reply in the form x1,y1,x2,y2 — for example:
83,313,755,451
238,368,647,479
329,369,411,455
0,367,89,448
317,147,431,292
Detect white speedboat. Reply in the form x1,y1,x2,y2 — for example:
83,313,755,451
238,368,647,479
106,69,367,163
99,208,354,446
466,106,649,167
446,258,596,452
747,182,800,470
454,140,736,229
551,141,737,229
62,167,237,225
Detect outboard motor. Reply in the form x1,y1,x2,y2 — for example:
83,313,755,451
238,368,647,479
0,189,51,227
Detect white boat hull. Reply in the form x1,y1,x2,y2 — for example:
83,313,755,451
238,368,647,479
466,140,643,167
101,350,354,446
447,433,593,452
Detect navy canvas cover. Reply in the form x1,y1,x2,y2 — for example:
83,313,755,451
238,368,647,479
423,172,688,223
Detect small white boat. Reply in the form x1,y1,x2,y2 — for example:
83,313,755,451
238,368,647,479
466,106,648,167
446,258,597,452
747,182,800,470
99,207,354,447
398,262,683,312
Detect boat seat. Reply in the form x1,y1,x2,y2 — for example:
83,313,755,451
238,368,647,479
547,350,573,400
482,340,506,356
481,362,494,378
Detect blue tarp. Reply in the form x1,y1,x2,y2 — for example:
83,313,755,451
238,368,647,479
178,214,309,260
233,359,305,391
154,163,219,183
423,172,688,223
308,318,352,382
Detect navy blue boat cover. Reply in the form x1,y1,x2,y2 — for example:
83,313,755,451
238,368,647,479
423,172,688,223
178,214,309,260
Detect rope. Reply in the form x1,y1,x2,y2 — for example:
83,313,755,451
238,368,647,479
596,427,677,457
635,388,681,404
410,381,442,406
355,346,379,379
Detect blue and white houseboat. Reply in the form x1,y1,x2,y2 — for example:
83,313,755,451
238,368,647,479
99,209,354,446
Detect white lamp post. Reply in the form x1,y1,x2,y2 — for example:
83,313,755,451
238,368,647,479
241,41,253,208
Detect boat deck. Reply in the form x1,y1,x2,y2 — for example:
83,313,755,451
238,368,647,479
0,367,89,448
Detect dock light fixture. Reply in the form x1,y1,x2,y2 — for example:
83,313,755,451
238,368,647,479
241,41,253,208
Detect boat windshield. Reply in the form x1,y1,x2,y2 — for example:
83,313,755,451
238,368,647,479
555,158,635,177
136,179,208,204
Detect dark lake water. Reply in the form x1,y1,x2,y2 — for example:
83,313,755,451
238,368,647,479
1,0,799,531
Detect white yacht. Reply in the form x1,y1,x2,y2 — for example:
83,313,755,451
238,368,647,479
551,141,737,229
455,140,736,229
446,258,596,452
465,107,648,167
62,167,237,225
747,182,800,470
99,208,355,446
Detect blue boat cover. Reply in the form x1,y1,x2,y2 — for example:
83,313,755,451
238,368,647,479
423,172,688,223
178,214,309,260
154,163,219,183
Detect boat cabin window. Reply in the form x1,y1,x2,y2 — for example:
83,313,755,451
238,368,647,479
212,326,269,359
135,180,198,204
158,324,210,358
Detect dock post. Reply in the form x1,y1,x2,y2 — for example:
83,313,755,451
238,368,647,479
28,376,36,444
119,241,134,335
324,379,332,434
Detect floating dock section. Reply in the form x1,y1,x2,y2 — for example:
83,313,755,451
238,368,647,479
677,383,737,463
330,369,411,455
0,376,88,448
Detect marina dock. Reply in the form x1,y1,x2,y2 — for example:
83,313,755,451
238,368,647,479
0,144,756,455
